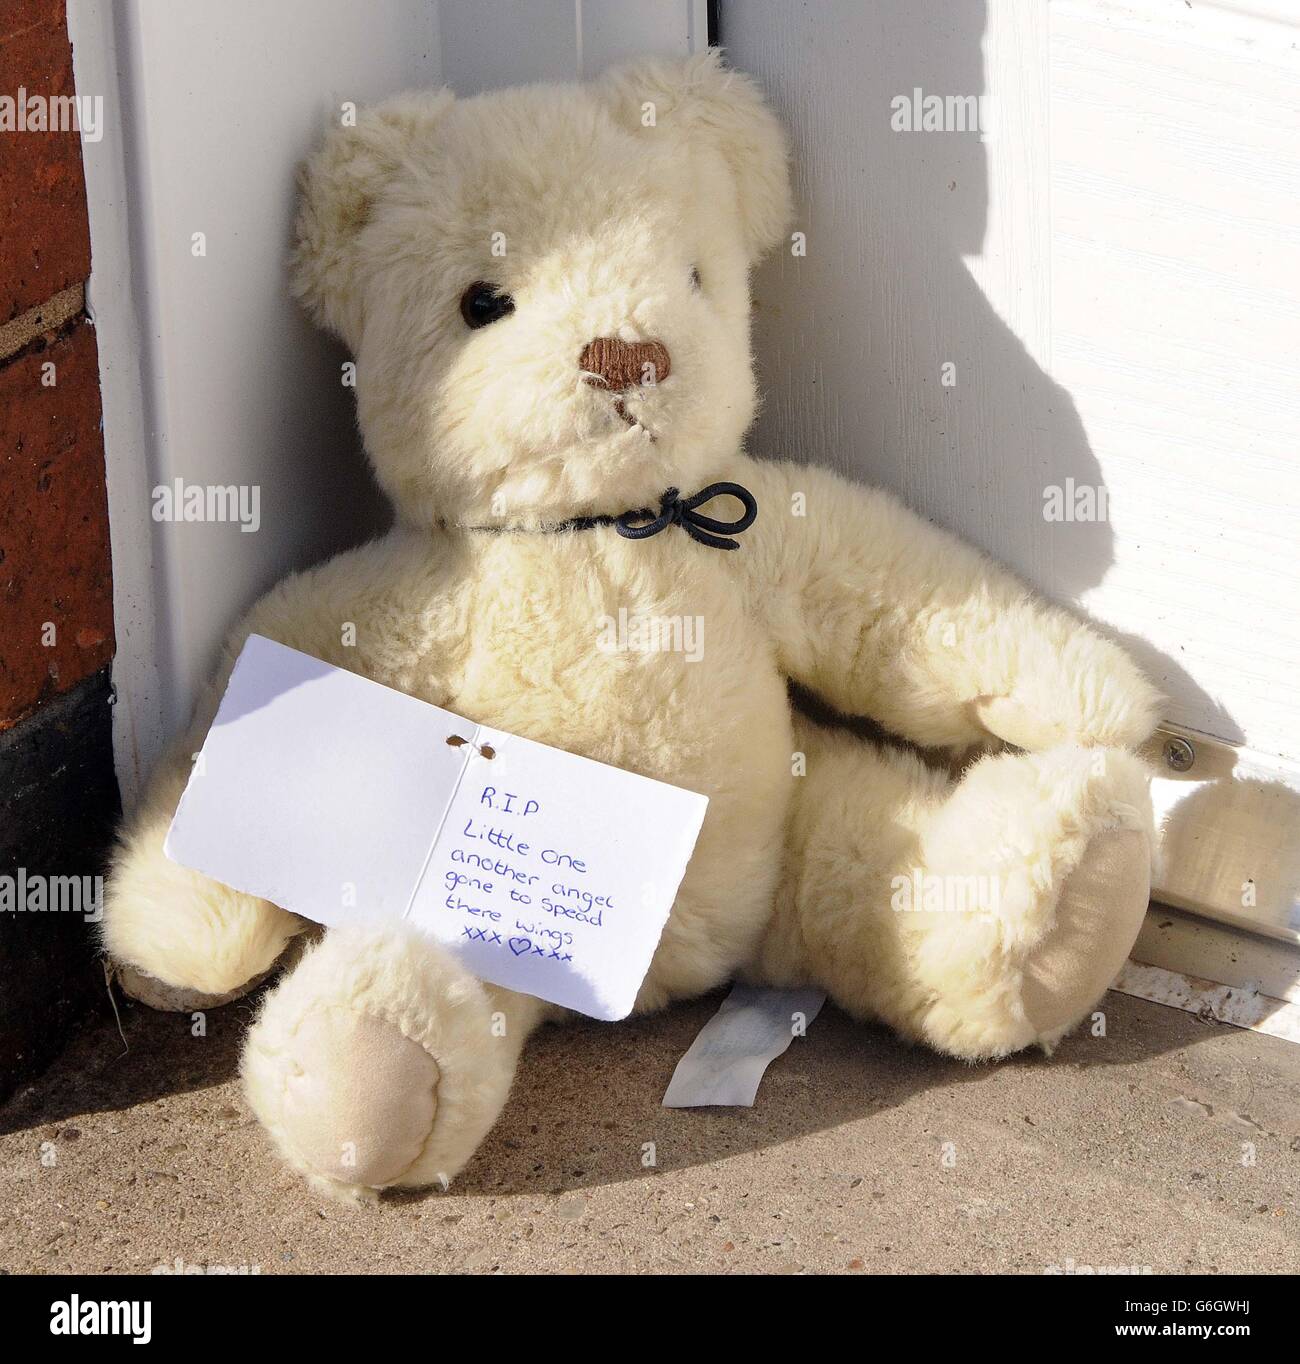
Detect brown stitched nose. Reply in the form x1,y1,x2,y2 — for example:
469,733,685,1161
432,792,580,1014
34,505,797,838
579,337,671,392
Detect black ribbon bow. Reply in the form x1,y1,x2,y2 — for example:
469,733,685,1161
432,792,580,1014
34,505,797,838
464,480,759,550
614,482,758,551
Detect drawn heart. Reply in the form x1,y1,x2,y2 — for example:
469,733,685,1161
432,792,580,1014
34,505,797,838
508,936,532,957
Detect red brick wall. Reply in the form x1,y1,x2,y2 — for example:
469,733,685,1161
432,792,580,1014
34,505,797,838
0,0,114,727
1,0,91,320
1,0,120,1098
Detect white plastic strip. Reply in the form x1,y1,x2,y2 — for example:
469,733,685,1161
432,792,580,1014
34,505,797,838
663,984,826,1108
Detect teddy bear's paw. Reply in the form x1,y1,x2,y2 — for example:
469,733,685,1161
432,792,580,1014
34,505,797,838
101,825,305,1003
969,619,1163,752
110,932,310,1013
241,924,519,1197
113,962,274,1013
912,743,1155,1060
248,1005,442,1195
1018,826,1150,1050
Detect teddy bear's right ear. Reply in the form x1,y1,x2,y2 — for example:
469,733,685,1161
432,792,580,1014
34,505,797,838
292,90,455,343
594,49,792,265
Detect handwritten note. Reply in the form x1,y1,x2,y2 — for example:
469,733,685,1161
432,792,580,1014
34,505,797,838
165,635,708,1019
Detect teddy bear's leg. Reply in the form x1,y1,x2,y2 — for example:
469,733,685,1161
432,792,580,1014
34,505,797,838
241,923,547,1197
101,742,306,1008
760,717,1154,1060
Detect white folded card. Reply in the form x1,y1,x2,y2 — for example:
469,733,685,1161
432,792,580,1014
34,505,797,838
164,635,709,1020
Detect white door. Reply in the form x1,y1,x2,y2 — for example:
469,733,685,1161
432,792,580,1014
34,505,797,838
722,0,1300,945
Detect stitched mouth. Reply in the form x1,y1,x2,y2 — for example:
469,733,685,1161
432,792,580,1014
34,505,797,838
612,398,656,441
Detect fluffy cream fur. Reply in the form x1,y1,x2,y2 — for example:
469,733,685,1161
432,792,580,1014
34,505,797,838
101,52,1161,1198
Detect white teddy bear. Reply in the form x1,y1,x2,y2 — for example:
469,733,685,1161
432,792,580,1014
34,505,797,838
102,52,1159,1198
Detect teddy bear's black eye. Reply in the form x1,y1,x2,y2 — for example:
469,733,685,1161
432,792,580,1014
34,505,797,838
460,281,515,329
690,265,703,291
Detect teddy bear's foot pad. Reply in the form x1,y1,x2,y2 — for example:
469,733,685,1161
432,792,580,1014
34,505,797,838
256,1006,441,1189
1020,828,1151,1046
241,925,529,1197
112,961,277,1013
111,932,309,1013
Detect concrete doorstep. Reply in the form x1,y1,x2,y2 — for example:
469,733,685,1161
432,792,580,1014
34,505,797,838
0,987,1297,1275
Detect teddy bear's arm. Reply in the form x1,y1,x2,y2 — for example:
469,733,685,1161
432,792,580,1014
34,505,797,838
739,458,1161,751
101,531,465,996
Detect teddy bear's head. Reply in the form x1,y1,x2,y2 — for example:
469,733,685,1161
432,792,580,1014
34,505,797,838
293,51,791,528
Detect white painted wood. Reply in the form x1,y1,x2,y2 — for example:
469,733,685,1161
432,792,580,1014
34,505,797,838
722,0,1300,933
1130,903,1300,1007
436,0,706,91
1050,0,1300,766
1117,899,1300,1046
66,1,161,808
577,0,709,76
438,0,578,90
1141,724,1300,945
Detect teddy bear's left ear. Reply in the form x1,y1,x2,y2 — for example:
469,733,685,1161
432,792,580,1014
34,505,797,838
594,49,792,264
292,89,455,343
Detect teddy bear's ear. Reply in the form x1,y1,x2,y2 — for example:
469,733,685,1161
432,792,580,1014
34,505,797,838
292,90,455,342
594,49,792,264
